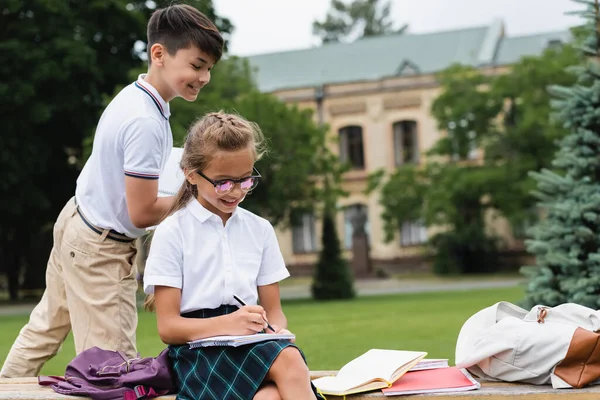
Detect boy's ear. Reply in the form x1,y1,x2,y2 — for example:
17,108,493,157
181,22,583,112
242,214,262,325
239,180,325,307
149,43,166,66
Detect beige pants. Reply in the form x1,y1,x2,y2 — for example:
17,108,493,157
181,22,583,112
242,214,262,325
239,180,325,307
0,198,138,377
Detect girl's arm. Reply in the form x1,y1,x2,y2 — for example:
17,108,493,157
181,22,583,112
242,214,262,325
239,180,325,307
258,283,287,331
155,286,268,345
256,222,291,332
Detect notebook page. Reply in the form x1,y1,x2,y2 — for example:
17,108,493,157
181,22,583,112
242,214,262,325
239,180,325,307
336,349,427,383
410,359,449,371
311,376,388,395
188,333,295,348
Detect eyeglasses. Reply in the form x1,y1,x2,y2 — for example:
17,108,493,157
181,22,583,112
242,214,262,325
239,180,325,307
196,168,261,195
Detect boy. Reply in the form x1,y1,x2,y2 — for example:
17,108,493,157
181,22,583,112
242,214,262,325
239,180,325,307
0,4,223,378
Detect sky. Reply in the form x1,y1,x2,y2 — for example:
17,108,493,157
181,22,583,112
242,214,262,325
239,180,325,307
213,0,583,57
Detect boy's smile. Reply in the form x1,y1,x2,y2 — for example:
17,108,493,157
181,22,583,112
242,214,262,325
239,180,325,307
147,44,216,103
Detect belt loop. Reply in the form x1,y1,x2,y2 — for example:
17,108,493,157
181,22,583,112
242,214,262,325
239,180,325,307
100,229,110,241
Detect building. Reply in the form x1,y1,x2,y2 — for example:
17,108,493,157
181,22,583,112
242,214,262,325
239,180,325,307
245,20,569,272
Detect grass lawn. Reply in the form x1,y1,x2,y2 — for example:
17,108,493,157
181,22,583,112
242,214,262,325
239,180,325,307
0,286,522,375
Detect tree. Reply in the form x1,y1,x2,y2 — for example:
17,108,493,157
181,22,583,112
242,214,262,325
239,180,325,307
313,0,405,44
374,43,578,275
486,44,579,225
311,211,356,300
0,0,146,300
376,162,503,274
311,151,355,300
521,0,600,309
0,0,232,301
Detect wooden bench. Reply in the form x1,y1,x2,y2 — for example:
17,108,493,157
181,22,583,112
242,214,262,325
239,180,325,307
3,372,600,399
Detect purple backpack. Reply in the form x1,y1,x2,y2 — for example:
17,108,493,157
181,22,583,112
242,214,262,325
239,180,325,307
39,347,174,400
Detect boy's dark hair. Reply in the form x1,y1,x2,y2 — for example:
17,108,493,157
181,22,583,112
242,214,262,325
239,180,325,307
147,4,224,63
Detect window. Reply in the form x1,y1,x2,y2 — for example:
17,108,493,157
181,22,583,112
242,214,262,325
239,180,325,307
396,60,420,76
292,212,317,253
400,221,428,246
393,120,419,166
344,204,370,249
339,126,365,169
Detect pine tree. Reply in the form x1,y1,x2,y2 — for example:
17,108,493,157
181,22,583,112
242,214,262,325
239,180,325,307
521,0,600,309
311,208,356,300
311,151,356,300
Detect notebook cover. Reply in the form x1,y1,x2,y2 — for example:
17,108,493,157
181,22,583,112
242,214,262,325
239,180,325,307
382,367,479,395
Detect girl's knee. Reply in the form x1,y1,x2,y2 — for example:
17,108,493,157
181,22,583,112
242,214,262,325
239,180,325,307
272,347,309,376
254,383,281,400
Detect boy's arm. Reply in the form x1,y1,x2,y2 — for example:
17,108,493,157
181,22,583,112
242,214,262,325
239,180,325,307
125,177,173,228
122,116,175,228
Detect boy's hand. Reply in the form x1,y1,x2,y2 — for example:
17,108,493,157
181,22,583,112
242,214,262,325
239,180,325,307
227,305,268,335
269,325,295,343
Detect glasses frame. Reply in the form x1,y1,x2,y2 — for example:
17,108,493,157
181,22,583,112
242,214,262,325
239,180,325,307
196,168,262,195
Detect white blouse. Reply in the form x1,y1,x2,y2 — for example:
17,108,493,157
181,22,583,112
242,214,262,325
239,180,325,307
143,199,290,313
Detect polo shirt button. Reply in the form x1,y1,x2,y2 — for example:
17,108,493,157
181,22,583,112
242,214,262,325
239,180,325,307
70,251,75,258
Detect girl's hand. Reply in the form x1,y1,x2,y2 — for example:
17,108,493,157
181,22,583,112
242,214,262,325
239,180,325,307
227,305,268,335
269,325,295,343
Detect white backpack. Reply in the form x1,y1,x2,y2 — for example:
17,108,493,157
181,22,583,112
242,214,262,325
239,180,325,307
455,301,600,389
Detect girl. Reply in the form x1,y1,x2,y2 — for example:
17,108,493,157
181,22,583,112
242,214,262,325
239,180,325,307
143,112,323,400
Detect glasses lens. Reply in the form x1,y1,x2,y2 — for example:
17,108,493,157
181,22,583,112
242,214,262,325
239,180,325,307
215,180,234,194
240,177,256,191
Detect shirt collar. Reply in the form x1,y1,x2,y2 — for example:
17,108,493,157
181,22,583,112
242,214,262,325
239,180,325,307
186,199,243,225
135,74,171,120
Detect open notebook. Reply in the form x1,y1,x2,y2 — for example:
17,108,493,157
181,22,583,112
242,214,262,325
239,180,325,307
188,333,295,349
311,349,427,396
158,147,185,197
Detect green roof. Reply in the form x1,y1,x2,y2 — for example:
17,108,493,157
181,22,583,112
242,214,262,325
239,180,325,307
245,22,570,92
496,30,571,65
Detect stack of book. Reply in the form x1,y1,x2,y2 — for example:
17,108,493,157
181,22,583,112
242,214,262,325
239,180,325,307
311,349,480,397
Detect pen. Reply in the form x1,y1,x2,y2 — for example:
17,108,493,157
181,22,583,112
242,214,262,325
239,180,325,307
233,295,276,333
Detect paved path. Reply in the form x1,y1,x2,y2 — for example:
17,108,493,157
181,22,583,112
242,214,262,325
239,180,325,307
0,278,523,316
279,277,523,300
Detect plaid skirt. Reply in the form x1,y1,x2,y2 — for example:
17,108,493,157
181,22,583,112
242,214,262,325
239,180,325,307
169,305,324,400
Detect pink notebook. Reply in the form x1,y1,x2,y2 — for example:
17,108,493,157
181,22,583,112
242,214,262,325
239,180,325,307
382,367,480,396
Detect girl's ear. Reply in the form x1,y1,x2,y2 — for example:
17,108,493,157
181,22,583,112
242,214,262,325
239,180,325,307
184,168,197,186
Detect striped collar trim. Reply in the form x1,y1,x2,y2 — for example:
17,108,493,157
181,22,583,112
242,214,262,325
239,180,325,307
135,75,170,120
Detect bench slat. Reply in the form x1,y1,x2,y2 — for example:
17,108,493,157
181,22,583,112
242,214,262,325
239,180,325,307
3,375,600,399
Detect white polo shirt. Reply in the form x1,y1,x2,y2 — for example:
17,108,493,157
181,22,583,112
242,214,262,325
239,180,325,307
143,200,290,313
75,74,173,238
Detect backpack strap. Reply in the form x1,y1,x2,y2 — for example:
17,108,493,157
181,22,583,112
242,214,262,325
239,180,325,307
123,385,170,400
38,376,66,386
